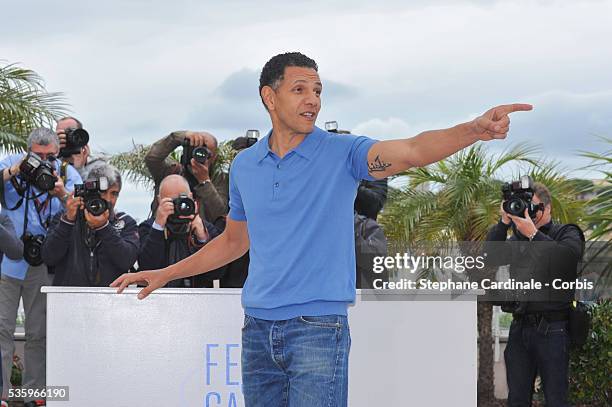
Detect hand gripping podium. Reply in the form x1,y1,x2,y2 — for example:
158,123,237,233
42,287,481,406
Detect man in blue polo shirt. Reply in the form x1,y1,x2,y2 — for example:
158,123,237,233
113,52,532,406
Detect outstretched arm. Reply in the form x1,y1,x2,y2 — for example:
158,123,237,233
366,104,533,179
111,218,249,299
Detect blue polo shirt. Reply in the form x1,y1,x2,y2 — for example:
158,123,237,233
0,153,81,280
229,126,378,320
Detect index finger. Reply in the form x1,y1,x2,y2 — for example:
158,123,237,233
499,103,533,114
110,273,132,293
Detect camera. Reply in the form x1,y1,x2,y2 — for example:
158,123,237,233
22,232,45,266
19,152,58,191
74,177,109,216
502,175,542,219
231,130,260,151
165,194,196,239
168,194,196,225
325,121,339,132
180,139,212,168
324,120,351,134
59,128,90,158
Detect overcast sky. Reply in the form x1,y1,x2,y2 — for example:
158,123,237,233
2,0,611,220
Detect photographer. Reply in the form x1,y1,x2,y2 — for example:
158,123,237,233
42,164,139,287
355,179,388,220
138,174,223,287
145,130,228,225
0,128,81,407
486,180,584,407
55,116,108,180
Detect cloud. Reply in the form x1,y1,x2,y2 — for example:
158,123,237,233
2,0,612,221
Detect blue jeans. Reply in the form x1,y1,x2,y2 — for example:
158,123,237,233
505,318,570,407
241,315,351,407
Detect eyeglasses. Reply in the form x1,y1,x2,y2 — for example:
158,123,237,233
31,152,57,162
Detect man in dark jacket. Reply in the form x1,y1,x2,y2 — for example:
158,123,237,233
42,164,139,286
138,174,223,287
486,182,584,407
354,179,388,220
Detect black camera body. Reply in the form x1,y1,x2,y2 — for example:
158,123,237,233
165,194,196,239
19,153,57,191
59,128,90,158
180,140,212,168
231,129,260,151
168,194,196,224
74,177,109,216
22,232,45,266
502,175,541,219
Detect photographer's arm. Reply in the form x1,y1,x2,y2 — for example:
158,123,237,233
365,104,532,179
136,221,167,271
0,214,23,260
96,215,140,272
111,218,249,299
144,131,187,182
41,213,73,266
193,177,228,222
1,163,20,182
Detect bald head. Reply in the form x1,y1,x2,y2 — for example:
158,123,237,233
159,174,191,200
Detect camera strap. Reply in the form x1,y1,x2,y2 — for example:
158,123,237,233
21,184,31,239
4,176,28,211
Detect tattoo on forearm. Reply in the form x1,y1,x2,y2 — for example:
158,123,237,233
368,155,392,173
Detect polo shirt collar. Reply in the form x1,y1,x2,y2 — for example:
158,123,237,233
256,126,325,163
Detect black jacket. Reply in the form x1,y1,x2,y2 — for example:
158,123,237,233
42,211,139,286
137,218,224,287
354,179,388,220
485,220,585,314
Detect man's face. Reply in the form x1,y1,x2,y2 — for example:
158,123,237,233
264,66,322,135
159,180,197,220
532,195,551,228
100,184,120,212
55,118,79,135
56,118,88,167
202,134,218,165
30,143,59,162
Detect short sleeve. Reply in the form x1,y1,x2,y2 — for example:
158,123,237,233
348,136,378,181
228,161,246,222
64,164,82,192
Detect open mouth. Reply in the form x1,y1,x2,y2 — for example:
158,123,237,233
300,112,316,120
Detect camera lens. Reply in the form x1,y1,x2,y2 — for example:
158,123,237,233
37,172,57,191
86,198,108,216
192,147,211,164
23,235,44,266
508,199,525,216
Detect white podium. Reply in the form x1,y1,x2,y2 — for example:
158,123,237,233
42,287,481,406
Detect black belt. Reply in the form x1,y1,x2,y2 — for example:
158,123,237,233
514,310,569,324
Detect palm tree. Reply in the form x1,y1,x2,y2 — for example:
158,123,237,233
579,138,611,296
0,62,68,152
379,143,587,405
580,138,611,242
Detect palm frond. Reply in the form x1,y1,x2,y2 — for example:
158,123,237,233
0,62,70,152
